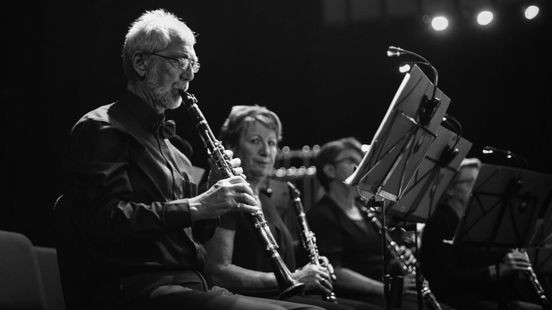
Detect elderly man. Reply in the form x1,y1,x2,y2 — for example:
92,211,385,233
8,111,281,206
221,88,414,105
58,9,323,310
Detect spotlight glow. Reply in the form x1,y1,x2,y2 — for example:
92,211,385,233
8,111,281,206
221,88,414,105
524,5,539,20
477,10,494,26
431,16,449,31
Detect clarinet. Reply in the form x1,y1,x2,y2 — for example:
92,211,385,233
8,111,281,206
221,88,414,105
519,249,550,309
180,91,304,299
359,205,442,310
287,182,338,303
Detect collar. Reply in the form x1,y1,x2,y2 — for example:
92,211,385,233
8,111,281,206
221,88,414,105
117,90,176,139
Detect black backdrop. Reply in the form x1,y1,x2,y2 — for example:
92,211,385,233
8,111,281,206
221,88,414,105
2,0,551,246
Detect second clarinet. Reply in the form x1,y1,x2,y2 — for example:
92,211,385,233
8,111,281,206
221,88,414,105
180,90,304,299
287,181,338,303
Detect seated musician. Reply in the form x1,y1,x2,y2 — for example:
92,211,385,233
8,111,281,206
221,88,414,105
420,158,544,310
204,105,382,310
307,137,451,310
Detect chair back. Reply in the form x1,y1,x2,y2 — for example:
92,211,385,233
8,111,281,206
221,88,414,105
34,246,66,310
0,229,47,310
53,195,98,310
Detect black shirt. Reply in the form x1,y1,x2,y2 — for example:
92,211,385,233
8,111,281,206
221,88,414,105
218,192,297,274
420,203,511,306
308,195,384,280
64,90,213,281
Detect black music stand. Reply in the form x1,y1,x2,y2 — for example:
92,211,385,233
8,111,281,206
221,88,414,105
387,125,472,223
345,65,450,310
527,200,552,275
527,247,552,276
346,65,450,203
455,164,552,248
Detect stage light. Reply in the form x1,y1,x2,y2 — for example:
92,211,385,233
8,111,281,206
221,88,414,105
476,10,494,26
431,16,449,31
524,5,539,20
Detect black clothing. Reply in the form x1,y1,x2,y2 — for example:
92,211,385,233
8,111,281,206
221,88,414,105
308,195,447,310
219,193,297,274
59,91,322,310
307,195,383,280
218,192,381,310
420,203,542,310
65,90,211,275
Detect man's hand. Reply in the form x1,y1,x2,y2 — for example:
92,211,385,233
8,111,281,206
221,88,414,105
206,150,245,187
187,175,259,222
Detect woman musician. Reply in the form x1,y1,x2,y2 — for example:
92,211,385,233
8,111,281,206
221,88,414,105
307,137,453,310
204,105,380,310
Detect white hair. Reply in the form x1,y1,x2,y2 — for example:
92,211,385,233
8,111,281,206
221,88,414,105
122,9,196,81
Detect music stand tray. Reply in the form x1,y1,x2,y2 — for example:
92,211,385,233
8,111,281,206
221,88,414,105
387,125,472,223
455,164,552,248
345,65,450,202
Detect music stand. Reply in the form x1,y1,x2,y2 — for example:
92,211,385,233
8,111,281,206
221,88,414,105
527,247,552,276
526,197,552,275
387,125,472,223
537,191,552,247
345,65,450,310
345,65,450,203
455,164,552,248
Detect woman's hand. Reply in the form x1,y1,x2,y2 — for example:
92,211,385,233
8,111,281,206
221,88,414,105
319,256,337,281
497,249,532,277
293,263,333,294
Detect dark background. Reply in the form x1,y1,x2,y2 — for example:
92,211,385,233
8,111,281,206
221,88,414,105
2,0,551,247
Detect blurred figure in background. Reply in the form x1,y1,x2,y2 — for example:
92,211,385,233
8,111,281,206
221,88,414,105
308,137,445,310
420,158,544,310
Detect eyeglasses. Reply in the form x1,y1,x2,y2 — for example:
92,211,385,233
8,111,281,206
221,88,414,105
149,52,200,73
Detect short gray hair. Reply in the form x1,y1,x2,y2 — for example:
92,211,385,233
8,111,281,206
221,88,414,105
122,9,196,82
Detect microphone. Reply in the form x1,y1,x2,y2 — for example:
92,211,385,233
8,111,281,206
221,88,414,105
387,45,438,86
386,46,405,57
387,45,431,67
387,45,440,126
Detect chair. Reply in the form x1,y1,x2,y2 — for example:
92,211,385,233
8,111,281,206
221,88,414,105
34,246,66,310
53,195,102,310
0,229,47,310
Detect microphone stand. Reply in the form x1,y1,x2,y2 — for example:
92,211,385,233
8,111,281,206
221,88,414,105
387,46,440,127
365,197,393,309
379,200,398,310
384,45,441,310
